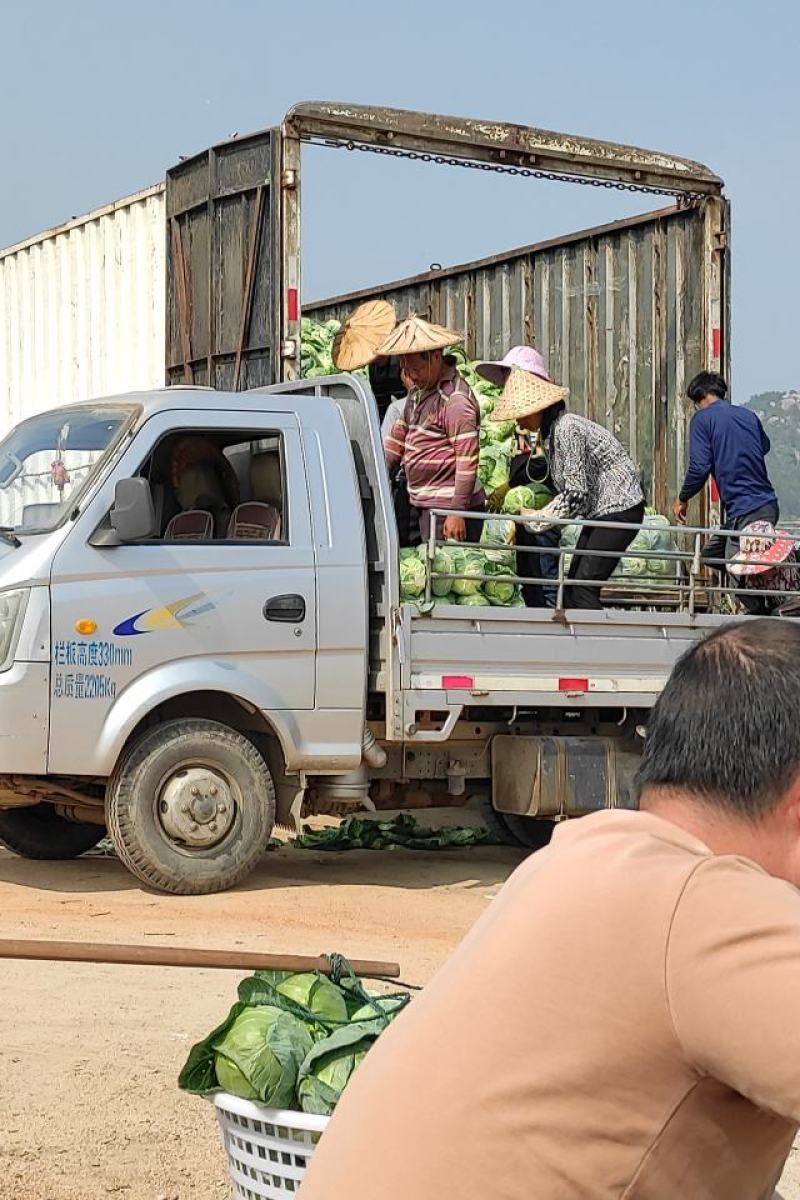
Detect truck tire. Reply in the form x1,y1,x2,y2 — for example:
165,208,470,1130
480,797,556,852
107,718,275,896
0,804,104,859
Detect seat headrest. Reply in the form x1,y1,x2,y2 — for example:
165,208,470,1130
228,502,281,540
249,453,282,506
164,510,214,541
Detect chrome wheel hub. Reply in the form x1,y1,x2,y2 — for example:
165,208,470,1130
158,766,235,849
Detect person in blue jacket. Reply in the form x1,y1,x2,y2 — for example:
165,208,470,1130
672,371,778,608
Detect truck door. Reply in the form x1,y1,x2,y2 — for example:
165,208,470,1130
47,409,317,777
166,125,299,390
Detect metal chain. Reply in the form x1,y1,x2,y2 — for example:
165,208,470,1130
309,137,702,206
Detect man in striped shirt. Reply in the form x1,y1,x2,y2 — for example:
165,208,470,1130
384,348,484,543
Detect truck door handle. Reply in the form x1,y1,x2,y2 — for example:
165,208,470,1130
263,594,306,623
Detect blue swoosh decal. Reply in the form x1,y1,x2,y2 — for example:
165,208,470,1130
113,611,150,637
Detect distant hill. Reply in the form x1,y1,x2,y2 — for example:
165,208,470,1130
744,391,800,519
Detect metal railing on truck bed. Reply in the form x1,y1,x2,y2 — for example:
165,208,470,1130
419,511,800,617
383,512,800,740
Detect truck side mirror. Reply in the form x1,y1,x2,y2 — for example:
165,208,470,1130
109,478,156,543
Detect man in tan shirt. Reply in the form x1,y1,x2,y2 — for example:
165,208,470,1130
299,620,800,1200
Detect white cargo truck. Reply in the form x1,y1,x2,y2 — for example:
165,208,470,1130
0,105,742,893
0,374,774,893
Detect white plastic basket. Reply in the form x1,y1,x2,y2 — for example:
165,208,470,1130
214,1092,329,1199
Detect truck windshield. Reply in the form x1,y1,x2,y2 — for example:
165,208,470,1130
0,404,136,533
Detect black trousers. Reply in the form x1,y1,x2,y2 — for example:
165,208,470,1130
518,525,560,608
567,502,645,609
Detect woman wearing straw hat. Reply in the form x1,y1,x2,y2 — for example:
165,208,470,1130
380,316,485,546
487,351,644,609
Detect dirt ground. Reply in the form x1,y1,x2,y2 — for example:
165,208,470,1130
0,835,798,1200
0,835,524,1200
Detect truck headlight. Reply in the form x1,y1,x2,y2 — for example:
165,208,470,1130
0,589,28,672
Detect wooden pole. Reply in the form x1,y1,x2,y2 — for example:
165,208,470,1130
0,938,400,979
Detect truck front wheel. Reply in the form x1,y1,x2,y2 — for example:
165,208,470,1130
0,804,105,859
107,718,276,896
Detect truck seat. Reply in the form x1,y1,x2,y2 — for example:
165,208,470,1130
227,502,281,540
249,452,282,510
164,510,214,541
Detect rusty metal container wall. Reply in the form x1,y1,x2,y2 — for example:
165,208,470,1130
165,132,281,391
0,186,166,435
306,203,711,514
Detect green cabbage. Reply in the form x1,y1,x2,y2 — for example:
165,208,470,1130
481,517,517,547
503,483,553,514
646,556,675,578
480,448,511,498
297,1023,378,1116
399,549,427,599
483,575,517,604
451,550,485,596
276,973,349,1034
350,996,407,1023
483,545,517,574
485,419,516,443
211,1005,313,1105
618,555,649,577
430,546,459,597
457,592,492,607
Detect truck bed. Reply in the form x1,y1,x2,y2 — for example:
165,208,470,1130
397,604,726,710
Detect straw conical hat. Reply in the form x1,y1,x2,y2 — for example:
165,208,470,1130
332,300,397,370
491,367,569,424
377,315,462,357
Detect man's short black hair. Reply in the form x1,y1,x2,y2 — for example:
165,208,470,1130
687,371,728,403
635,620,800,818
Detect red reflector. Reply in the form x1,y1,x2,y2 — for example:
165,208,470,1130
710,478,719,503
287,288,299,322
712,327,721,358
559,678,588,693
443,675,474,690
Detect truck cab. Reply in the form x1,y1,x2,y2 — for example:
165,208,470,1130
0,382,374,893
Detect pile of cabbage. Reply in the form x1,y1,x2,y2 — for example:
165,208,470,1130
447,347,518,509
300,318,342,378
400,542,523,608
179,962,409,1116
560,510,677,586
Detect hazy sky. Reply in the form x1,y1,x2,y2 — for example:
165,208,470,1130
0,0,796,401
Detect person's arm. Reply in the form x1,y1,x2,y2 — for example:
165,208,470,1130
381,399,404,447
678,414,713,503
442,394,480,511
667,856,800,1121
759,418,771,456
549,419,590,518
383,407,408,473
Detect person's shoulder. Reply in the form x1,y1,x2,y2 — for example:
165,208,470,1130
678,852,800,924
450,369,478,403
553,411,586,438
444,371,479,415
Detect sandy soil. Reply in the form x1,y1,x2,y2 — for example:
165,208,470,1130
0,839,522,1200
0,836,797,1200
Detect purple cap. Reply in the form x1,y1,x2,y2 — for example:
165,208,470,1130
476,345,551,387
